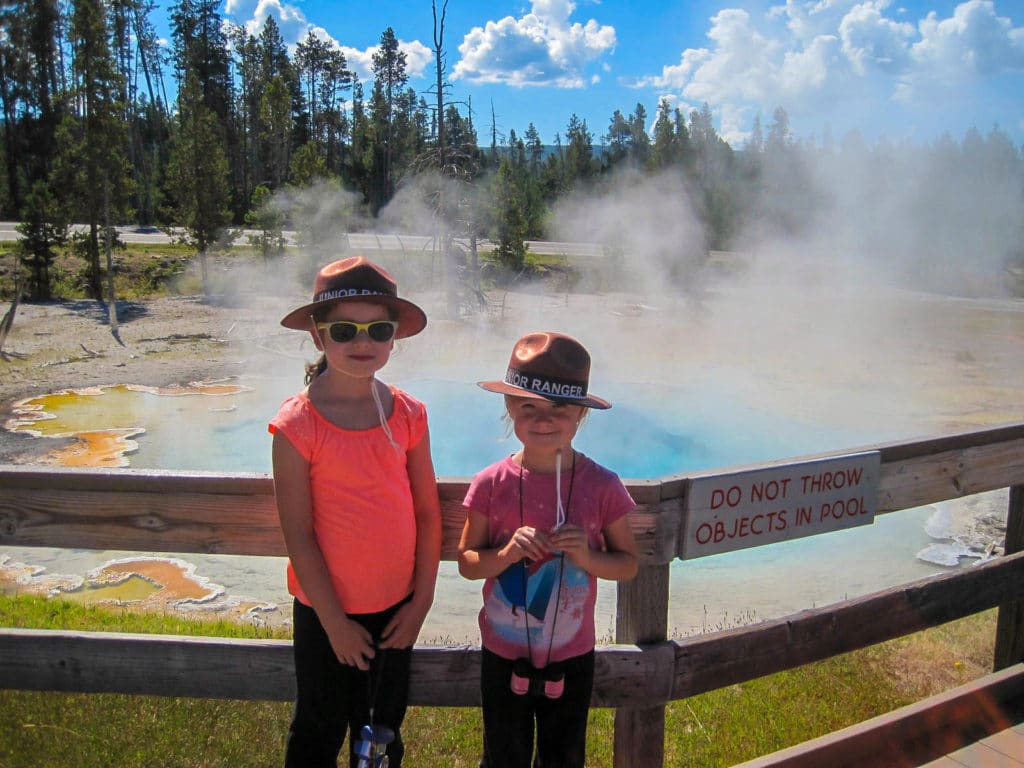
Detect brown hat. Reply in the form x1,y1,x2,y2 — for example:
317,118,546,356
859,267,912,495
280,256,427,338
479,332,611,409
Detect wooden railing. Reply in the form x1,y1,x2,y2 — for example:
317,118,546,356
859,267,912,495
2,422,1023,767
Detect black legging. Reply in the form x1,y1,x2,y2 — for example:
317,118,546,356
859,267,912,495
285,597,413,768
479,647,595,768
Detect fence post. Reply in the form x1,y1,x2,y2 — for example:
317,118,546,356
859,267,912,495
613,562,670,768
994,485,1024,670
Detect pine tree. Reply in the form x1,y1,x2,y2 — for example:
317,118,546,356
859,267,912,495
165,71,232,291
59,0,132,322
564,114,595,187
366,27,408,213
491,156,528,276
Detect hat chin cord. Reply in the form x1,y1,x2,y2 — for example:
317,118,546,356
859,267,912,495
554,449,567,530
371,379,402,453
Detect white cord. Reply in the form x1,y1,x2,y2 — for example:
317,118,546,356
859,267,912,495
554,449,566,530
371,379,402,453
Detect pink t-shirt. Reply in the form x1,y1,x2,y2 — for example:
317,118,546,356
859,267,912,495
269,387,428,614
463,454,635,665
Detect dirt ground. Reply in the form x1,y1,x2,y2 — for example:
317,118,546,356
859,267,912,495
0,289,300,463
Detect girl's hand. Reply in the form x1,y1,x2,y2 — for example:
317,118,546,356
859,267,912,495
549,524,591,567
503,525,550,562
324,614,375,670
380,597,431,650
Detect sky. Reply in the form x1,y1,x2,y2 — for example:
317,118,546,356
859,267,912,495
176,0,1024,148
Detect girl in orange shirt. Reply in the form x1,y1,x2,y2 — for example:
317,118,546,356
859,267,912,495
270,257,441,768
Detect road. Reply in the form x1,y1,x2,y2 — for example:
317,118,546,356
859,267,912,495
0,222,603,257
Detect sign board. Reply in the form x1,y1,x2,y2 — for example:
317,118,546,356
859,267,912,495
682,451,881,559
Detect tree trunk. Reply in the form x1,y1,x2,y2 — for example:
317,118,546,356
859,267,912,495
104,182,118,332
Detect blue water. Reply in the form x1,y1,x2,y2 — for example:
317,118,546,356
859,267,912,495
141,376,870,479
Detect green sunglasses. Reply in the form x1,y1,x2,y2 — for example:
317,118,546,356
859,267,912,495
314,319,398,343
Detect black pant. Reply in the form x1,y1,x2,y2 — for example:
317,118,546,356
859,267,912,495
285,598,412,768
479,647,595,768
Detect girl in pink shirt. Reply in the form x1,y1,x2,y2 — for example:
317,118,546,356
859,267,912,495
458,332,639,768
270,257,441,768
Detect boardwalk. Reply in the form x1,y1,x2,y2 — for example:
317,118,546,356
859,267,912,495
923,722,1024,767
737,664,1024,768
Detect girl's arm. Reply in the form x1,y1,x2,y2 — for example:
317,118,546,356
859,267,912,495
549,515,639,581
457,507,550,580
272,431,374,669
381,429,442,649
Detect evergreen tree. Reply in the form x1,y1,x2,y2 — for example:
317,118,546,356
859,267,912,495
296,33,352,174
15,180,67,300
59,0,132,311
256,16,303,187
244,184,285,266
629,103,650,168
564,114,595,187
0,0,63,218
490,156,528,275
170,0,237,215
524,123,544,178
165,71,232,291
605,109,631,168
366,27,408,213
650,98,677,170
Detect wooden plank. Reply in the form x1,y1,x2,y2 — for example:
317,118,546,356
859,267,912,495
979,727,1024,762
0,486,287,555
0,628,667,708
0,470,675,565
672,551,1024,699
995,485,1024,670
0,465,274,494
4,556,1024,708
877,439,1024,512
614,564,670,768
0,628,297,701
874,423,1024,463
732,663,1024,768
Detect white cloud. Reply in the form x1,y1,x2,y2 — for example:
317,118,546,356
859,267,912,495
453,0,616,87
225,0,309,43
339,38,433,82
912,0,1024,76
225,0,431,82
839,2,915,75
640,0,1024,145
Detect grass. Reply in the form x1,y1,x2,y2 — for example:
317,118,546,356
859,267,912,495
0,594,999,767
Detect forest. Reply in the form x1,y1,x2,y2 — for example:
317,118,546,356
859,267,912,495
2,0,1023,302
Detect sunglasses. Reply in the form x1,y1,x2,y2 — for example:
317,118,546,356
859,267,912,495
314,319,398,343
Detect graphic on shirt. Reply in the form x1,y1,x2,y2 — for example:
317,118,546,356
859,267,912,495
489,553,590,654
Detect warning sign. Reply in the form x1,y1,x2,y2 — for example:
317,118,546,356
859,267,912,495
682,451,881,559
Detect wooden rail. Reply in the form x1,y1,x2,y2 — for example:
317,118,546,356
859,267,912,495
2,422,1024,767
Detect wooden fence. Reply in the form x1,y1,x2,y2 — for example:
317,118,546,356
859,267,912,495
2,422,1023,767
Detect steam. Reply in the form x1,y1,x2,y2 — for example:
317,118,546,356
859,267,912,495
234,139,1022,455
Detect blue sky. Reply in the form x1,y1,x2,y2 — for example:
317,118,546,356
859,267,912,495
195,0,1024,147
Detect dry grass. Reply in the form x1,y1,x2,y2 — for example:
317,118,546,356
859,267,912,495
864,610,997,699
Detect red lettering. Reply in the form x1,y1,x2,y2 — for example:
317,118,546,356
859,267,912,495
711,485,742,509
819,497,867,521
696,523,713,545
751,479,789,503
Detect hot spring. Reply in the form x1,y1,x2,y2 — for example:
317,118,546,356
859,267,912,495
3,281,1019,641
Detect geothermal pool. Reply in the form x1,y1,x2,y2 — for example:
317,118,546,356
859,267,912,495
1,373,983,642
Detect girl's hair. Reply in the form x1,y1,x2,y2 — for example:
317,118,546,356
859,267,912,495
304,302,400,385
